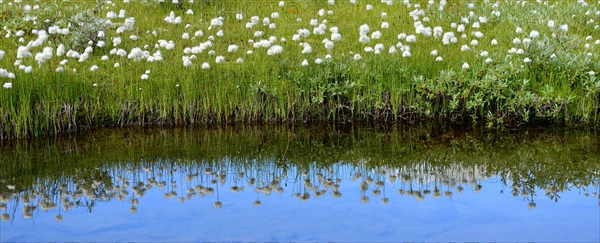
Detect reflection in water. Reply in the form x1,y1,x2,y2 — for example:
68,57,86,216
0,125,599,240
1,160,494,220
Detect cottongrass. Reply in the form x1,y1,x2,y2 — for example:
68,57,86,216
0,0,598,140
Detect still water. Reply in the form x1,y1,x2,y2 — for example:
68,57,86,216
0,125,599,242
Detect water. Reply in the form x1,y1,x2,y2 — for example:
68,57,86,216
1,125,599,242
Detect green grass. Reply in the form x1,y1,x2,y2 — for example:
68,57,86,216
0,0,599,139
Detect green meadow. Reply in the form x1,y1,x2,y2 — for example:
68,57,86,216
0,0,599,139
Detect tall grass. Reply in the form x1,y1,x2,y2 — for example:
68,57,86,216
0,0,599,139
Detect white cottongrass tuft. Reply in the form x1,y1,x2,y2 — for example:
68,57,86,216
323,40,334,51
164,11,182,24
267,45,284,55
182,56,192,67
228,44,239,53
371,31,382,40
462,62,470,70
516,27,524,34
388,46,397,54
359,35,371,44
529,30,539,39
359,24,370,35
301,43,313,54
201,62,210,70
331,32,342,42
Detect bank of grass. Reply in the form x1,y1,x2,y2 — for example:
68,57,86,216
0,0,599,139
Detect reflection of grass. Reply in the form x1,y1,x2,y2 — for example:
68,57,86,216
1,125,599,184
0,126,598,211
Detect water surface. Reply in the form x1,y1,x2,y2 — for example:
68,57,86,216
1,126,599,242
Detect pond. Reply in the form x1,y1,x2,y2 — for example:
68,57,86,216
1,125,599,242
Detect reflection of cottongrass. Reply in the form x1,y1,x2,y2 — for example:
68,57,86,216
360,182,369,192
214,201,222,208
301,192,310,202
382,197,389,205
415,192,424,202
5,152,595,222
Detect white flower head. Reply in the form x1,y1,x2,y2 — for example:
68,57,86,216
201,62,210,70
560,24,568,33
529,30,539,39
462,62,470,70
